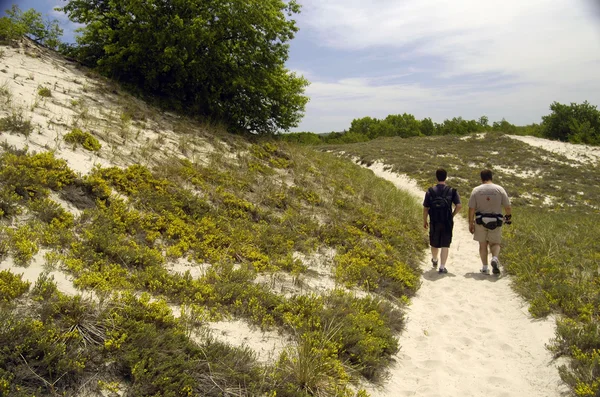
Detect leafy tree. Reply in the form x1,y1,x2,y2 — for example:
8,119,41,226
492,118,517,134
420,117,436,136
59,0,309,135
478,115,489,128
349,117,380,138
2,5,63,49
541,101,600,144
384,113,421,138
436,117,482,135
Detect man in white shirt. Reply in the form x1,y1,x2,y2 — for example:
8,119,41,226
468,169,512,274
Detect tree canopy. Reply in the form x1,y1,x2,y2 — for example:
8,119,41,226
59,0,309,134
541,101,600,145
0,5,63,49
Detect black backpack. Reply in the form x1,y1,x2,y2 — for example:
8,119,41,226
428,186,453,224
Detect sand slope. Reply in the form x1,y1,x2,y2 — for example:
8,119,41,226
363,162,567,397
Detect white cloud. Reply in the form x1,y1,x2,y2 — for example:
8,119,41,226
292,0,600,132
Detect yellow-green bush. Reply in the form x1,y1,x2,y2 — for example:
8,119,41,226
7,225,39,265
0,151,76,198
64,128,102,151
0,270,30,302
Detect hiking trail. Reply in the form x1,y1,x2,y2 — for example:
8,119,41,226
362,162,567,397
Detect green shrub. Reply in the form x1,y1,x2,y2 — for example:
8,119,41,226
0,270,30,302
8,225,39,266
0,151,76,199
0,187,22,218
64,128,102,151
37,86,52,98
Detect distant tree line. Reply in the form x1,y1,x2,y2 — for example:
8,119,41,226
281,101,600,146
1,2,309,135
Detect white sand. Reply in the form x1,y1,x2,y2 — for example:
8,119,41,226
0,39,217,175
207,320,287,363
1,250,80,296
361,163,566,397
508,135,600,165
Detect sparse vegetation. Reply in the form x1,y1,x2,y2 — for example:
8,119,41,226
0,110,33,136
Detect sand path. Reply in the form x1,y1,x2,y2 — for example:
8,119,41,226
363,162,566,397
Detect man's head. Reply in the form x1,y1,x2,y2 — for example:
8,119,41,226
481,169,493,182
436,168,447,182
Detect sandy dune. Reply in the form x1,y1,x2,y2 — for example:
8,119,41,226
362,163,567,397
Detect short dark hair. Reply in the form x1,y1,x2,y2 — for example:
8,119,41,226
481,169,493,181
436,168,447,182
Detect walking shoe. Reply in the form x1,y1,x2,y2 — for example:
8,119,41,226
438,267,448,274
491,258,500,274
432,258,438,268
480,268,490,274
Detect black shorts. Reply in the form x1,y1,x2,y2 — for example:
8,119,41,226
429,222,453,248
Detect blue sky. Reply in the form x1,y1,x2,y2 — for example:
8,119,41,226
6,0,600,133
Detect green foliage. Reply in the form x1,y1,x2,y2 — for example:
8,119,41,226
0,16,26,44
437,116,484,135
420,117,436,136
7,224,39,266
3,5,63,49
0,151,76,199
502,208,600,395
274,332,352,397
346,114,421,139
64,128,102,151
60,0,309,134
541,101,600,144
278,132,324,145
0,187,22,218
0,270,30,302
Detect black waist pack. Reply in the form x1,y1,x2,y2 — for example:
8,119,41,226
475,212,503,230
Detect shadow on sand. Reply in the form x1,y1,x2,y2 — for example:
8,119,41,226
422,268,457,281
464,272,502,282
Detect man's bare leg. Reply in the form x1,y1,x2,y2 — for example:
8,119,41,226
490,243,501,258
490,243,501,273
479,241,489,267
440,247,449,268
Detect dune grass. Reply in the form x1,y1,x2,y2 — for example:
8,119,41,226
0,138,426,396
320,132,600,396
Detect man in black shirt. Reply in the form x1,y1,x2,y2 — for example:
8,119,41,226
423,168,462,274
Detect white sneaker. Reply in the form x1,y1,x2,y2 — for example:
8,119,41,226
480,268,490,274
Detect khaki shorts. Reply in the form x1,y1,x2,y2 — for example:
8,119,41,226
473,224,502,244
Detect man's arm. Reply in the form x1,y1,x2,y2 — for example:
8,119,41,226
423,207,429,229
468,207,476,234
453,203,462,217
